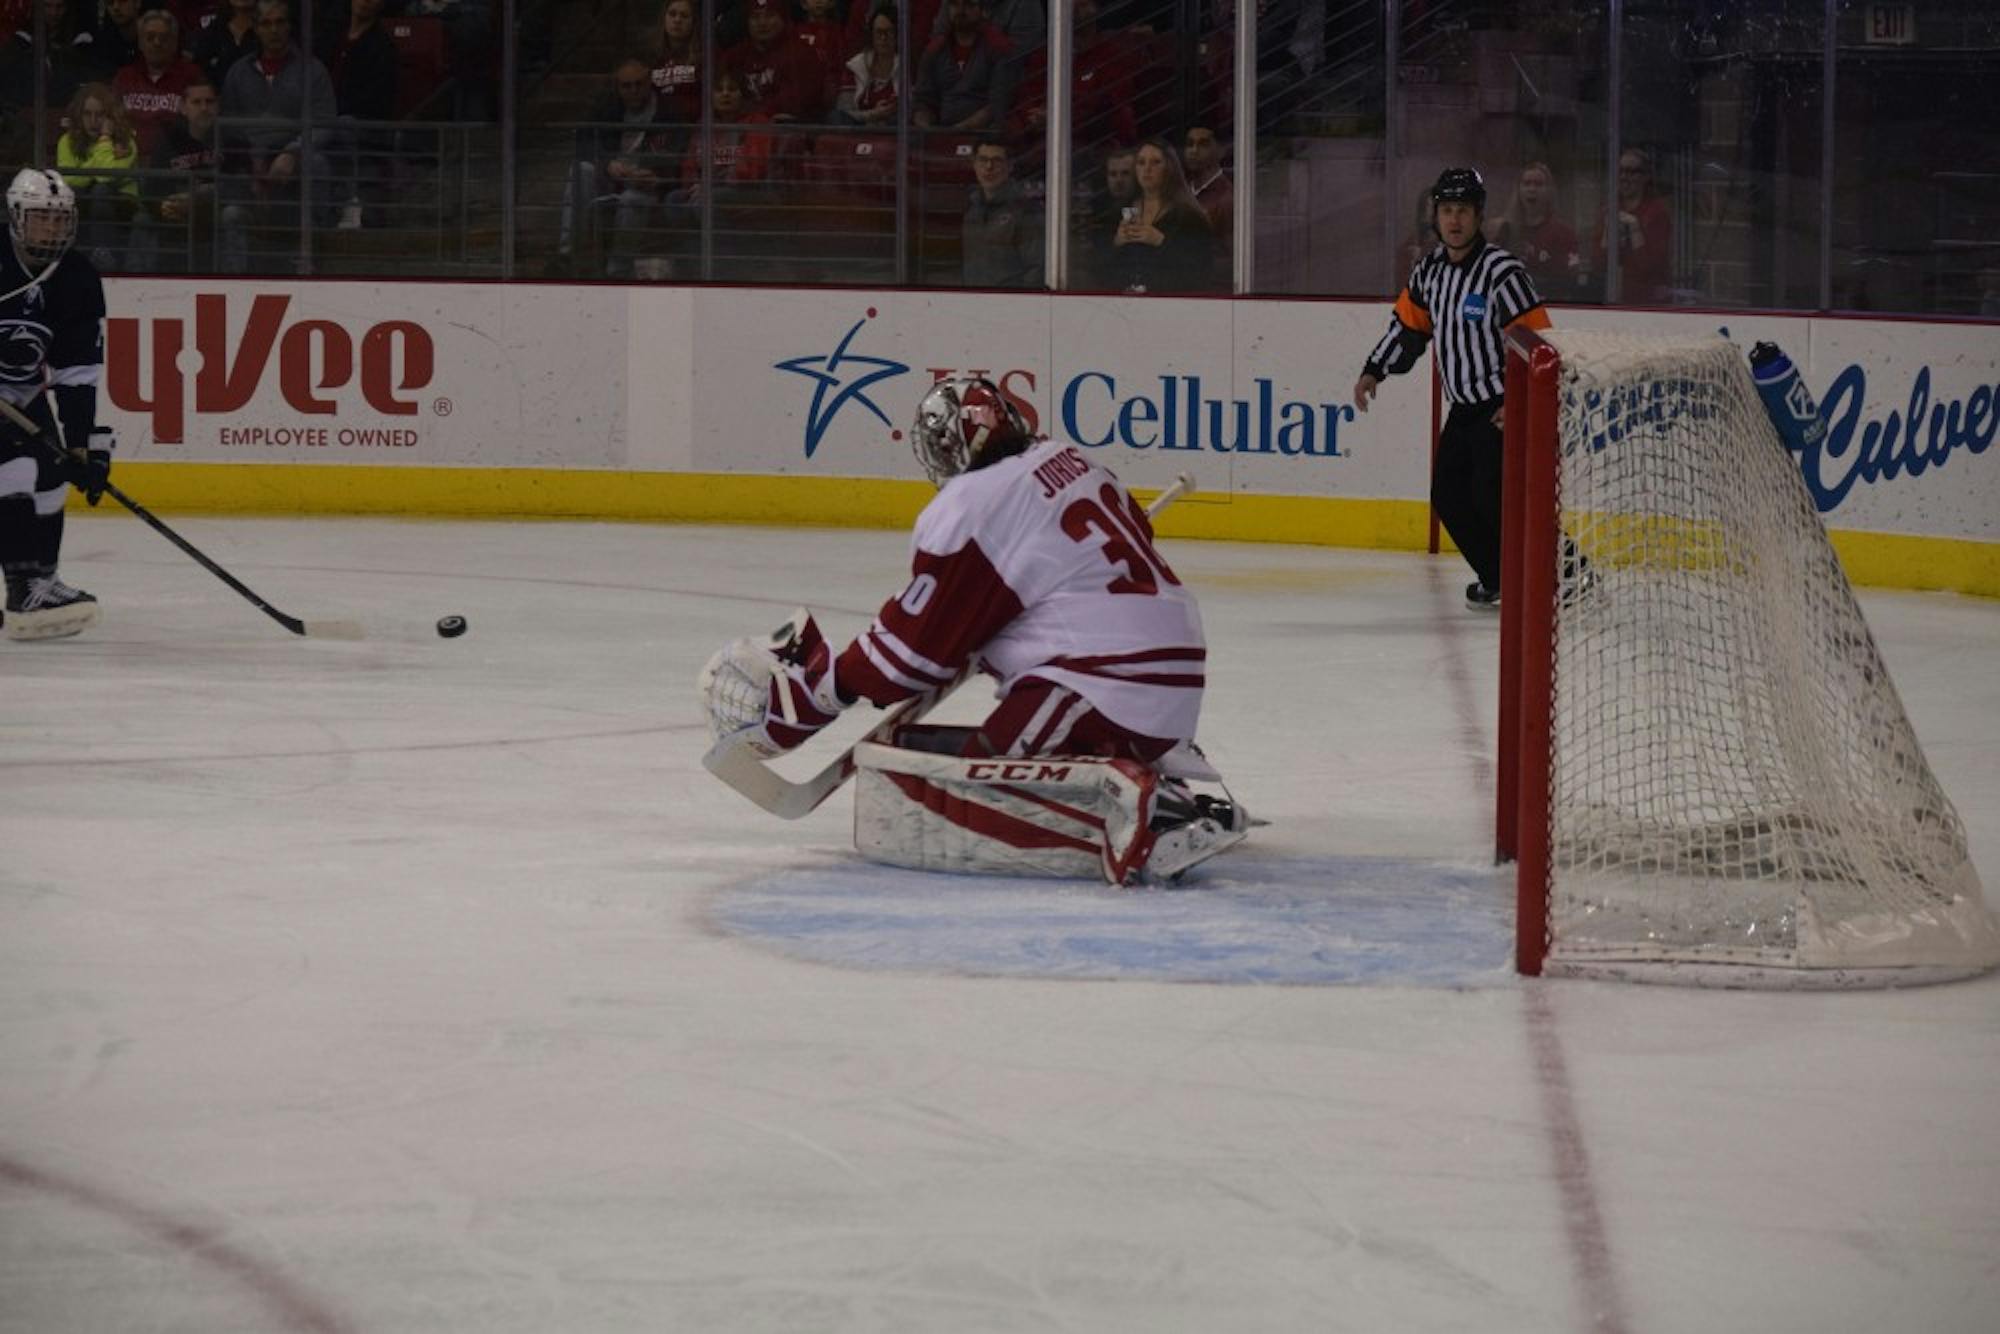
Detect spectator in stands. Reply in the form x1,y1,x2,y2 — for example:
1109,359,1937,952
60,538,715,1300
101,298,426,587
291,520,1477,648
831,1,896,127
0,0,92,160
1105,135,1215,294
552,55,677,276
794,0,848,98
923,0,1040,63
115,10,205,159
132,73,220,270
1010,0,1133,150
320,0,397,228
398,0,496,121
662,67,774,276
650,0,703,122
673,66,772,201
1488,161,1583,301
1593,148,1672,304
723,0,826,124
843,0,936,66
960,134,1038,288
192,0,259,94
85,0,144,81
912,0,1015,133
219,0,339,270
321,0,398,123
1075,141,1134,288
57,80,140,266
1182,121,1229,245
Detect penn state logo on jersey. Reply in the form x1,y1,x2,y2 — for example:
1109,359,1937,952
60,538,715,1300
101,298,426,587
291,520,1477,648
0,319,53,387
1461,292,1489,323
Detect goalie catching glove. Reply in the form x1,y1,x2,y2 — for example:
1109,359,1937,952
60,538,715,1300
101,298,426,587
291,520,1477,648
698,608,848,759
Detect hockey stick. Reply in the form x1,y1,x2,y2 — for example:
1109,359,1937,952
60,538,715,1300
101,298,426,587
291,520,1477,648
0,398,364,639
702,471,1197,819
0,254,60,307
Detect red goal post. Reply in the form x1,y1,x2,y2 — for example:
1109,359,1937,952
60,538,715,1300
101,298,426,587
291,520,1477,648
1498,325,1560,975
1495,326,2000,987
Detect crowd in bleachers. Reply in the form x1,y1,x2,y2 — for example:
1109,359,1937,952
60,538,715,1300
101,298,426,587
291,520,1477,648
549,0,1239,288
0,0,1246,284
0,0,494,270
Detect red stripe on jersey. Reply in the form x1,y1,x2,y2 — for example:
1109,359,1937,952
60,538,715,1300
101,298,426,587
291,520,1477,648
1048,647,1208,670
838,538,1025,708
856,626,954,690
883,772,1101,854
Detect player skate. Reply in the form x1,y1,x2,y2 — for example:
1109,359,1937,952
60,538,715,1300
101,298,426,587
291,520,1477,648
697,375,1258,887
4,572,99,641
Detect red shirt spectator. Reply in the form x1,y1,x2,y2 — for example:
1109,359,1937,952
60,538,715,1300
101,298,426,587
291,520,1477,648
115,9,205,157
649,0,702,122
794,0,849,90
678,70,774,195
1488,162,1585,299
721,0,827,123
1594,148,1673,303
1009,0,1133,147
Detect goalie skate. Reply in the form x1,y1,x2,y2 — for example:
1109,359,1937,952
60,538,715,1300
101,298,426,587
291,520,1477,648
5,575,99,641
1145,791,1256,883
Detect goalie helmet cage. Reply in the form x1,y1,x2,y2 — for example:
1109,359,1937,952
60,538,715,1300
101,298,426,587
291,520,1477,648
1495,327,2000,988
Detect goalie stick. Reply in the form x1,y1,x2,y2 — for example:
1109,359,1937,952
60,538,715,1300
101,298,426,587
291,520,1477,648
702,471,1197,819
0,398,365,639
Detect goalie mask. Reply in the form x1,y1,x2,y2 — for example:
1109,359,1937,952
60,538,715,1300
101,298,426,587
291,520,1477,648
912,376,1030,486
6,168,78,269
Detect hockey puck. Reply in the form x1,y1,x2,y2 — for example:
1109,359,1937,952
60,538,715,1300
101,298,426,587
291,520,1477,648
436,615,468,638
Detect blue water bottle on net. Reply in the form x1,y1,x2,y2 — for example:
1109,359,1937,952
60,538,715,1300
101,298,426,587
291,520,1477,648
1748,340,1827,453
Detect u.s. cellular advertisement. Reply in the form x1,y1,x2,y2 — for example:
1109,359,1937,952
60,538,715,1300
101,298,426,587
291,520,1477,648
100,280,1997,545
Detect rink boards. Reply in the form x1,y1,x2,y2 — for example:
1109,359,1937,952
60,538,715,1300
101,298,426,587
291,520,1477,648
92,280,2000,596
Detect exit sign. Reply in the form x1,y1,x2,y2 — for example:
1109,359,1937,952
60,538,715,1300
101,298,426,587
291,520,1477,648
1864,3,1916,44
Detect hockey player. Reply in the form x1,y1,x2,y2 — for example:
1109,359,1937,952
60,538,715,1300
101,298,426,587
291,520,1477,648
703,375,1250,883
758,375,1205,764
0,167,112,641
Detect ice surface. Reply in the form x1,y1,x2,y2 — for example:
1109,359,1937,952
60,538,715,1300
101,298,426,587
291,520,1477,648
2,515,1996,1333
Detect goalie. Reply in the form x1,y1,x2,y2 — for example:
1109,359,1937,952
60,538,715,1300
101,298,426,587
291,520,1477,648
701,375,1254,885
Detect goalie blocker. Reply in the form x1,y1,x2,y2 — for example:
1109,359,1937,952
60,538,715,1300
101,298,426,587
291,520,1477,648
853,724,1254,886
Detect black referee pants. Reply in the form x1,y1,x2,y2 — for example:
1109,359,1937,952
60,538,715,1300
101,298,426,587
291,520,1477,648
1433,398,1504,590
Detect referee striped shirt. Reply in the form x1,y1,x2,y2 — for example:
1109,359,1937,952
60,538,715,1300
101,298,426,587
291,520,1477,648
1362,238,1550,405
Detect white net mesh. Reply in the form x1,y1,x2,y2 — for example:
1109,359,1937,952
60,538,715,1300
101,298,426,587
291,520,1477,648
1539,330,1999,985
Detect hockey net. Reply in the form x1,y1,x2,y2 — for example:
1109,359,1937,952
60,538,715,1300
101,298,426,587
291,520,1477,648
1498,328,1999,987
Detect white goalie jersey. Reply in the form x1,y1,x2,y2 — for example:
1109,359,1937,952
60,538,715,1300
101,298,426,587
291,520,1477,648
835,438,1206,743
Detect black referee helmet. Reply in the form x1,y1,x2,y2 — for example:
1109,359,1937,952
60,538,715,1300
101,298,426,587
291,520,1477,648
1431,167,1487,213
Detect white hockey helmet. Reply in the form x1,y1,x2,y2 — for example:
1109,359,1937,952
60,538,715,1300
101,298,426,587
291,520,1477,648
7,167,78,268
911,376,1029,486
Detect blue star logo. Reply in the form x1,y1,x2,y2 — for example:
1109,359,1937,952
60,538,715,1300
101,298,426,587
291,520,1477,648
774,310,910,459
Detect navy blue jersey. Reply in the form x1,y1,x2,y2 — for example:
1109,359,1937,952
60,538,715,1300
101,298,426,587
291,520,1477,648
0,241,106,450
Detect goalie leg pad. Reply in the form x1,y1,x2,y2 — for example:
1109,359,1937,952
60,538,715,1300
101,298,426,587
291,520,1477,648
853,743,1160,885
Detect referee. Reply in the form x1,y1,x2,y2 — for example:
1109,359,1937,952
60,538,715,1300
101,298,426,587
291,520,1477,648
1353,167,1551,610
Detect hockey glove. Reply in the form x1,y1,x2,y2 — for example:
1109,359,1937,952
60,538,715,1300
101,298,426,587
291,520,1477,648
758,636,845,754
66,426,113,506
